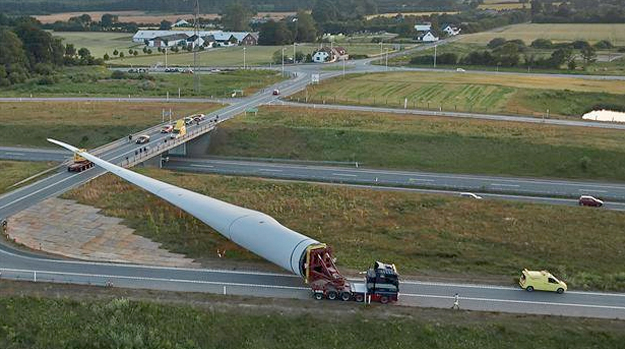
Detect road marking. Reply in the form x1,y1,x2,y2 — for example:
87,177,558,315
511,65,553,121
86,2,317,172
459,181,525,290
4,152,24,156
259,169,283,172
400,293,625,311
190,164,214,168
491,183,520,188
409,178,434,182
579,189,607,193
332,173,357,177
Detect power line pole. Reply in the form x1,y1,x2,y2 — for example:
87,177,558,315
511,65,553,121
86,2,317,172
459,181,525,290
193,0,200,93
434,44,437,68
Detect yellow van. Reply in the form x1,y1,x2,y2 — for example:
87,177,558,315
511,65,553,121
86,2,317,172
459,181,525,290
171,119,186,139
519,269,567,294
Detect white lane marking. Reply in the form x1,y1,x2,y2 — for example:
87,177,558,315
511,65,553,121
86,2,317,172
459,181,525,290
579,189,607,193
409,178,434,182
259,169,283,172
0,268,308,291
491,183,520,187
190,164,214,168
332,173,357,177
401,293,625,311
4,152,24,156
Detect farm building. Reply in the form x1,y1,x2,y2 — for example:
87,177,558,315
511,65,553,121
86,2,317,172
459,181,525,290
133,30,258,46
442,24,461,36
416,31,439,42
313,46,349,63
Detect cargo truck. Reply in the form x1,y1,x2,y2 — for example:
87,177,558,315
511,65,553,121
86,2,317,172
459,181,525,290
171,119,186,139
67,149,94,172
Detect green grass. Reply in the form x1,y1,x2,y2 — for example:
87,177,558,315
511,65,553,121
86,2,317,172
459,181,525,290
292,71,625,117
65,170,625,291
0,66,283,98
208,106,625,181
460,23,625,44
0,101,220,148
53,31,138,58
108,43,401,67
0,161,55,194
2,294,624,349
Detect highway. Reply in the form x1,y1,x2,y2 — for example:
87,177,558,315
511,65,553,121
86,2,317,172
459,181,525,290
1,52,624,319
162,157,625,209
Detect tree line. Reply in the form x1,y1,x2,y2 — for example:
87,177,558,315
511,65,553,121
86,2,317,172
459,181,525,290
531,0,625,23
0,14,99,87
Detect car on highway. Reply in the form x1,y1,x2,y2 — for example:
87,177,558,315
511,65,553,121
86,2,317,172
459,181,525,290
184,116,195,125
578,195,604,207
190,113,205,122
272,89,280,96
519,269,567,294
460,192,483,200
160,125,173,133
165,67,180,73
135,135,150,144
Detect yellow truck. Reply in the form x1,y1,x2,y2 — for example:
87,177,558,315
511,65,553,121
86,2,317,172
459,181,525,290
67,149,94,172
519,269,567,294
171,119,186,139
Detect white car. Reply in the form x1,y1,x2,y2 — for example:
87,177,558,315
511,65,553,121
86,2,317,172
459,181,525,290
460,192,483,200
456,68,466,72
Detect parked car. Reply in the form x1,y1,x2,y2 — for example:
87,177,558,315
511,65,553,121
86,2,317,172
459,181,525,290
460,192,483,200
161,125,173,133
519,269,567,294
182,68,194,74
165,67,179,73
135,134,150,144
578,195,604,207
272,89,280,96
128,68,137,73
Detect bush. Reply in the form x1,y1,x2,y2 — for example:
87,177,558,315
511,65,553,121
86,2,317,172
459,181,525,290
572,40,590,49
111,70,129,79
409,55,434,65
36,75,59,85
437,53,458,65
34,63,55,76
531,38,553,49
138,80,156,90
487,37,507,49
594,40,613,49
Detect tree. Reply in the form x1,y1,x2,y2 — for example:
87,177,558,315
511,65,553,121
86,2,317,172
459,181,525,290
580,46,597,66
101,13,118,28
103,53,110,60
77,47,91,62
119,52,124,58
13,23,64,67
530,38,552,49
159,20,172,30
487,37,507,49
0,29,28,68
221,3,252,31
113,49,119,56
594,40,613,49
133,50,138,56
494,42,520,66
312,0,339,23
294,10,317,43
65,43,76,57
548,48,573,68
128,49,133,55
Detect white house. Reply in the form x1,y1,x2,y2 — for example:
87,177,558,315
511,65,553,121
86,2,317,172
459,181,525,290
312,47,349,63
132,30,258,46
442,24,461,36
172,19,190,27
416,31,439,42
414,23,432,32
313,50,330,63
149,33,189,48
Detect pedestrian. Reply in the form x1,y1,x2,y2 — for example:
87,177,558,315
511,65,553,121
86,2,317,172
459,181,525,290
451,293,460,310
128,134,133,142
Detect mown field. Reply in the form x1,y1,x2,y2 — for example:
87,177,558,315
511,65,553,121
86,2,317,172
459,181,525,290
54,31,138,58
2,292,624,349
0,66,283,98
0,101,218,148
108,43,400,67
293,71,625,117
208,106,625,181
0,161,55,194
460,23,625,44
65,170,625,291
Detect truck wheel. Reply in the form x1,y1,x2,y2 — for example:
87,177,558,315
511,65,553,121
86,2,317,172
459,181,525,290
340,292,351,301
355,294,364,302
327,290,337,300
557,288,564,294
380,296,389,304
526,286,534,292
313,292,324,300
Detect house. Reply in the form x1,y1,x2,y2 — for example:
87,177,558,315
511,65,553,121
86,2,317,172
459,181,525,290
149,33,189,48
186,34,205,48
442,24,461,36
414,23,432,32
416,31,439,42
133,30,258,46
233,32,258,46
312,46,349,63
172,19,190,27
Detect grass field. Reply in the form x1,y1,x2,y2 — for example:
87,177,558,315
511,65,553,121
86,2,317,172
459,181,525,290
108,43,401,67
2,290,624,349
65,169,625,291
460,23,625,44
0,66,283,98
210,106,625,181
37,11,293,24
478,2,525,10
0,101,219,148
53,31,138,58
0,161,55,194
293,71,625,117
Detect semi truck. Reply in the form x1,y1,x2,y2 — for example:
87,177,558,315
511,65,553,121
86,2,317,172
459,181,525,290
67,150,94,172
49,139,399,304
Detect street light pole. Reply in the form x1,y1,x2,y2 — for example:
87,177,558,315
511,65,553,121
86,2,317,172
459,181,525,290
385,48,389,71
293,42,296,63
281,47,285,76
243,47,246,69
165,46,168,68
434,44,437,68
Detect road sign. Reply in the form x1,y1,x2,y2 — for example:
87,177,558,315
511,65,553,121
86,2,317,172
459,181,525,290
311,74,320,84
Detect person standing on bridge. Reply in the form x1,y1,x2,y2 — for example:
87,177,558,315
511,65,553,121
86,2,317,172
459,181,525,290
451,293,460,310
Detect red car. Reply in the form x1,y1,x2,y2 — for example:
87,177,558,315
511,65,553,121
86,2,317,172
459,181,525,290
161,125,173,133
578,195,604,207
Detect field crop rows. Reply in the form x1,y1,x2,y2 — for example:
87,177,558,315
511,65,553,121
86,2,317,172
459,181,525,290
460,23,625,44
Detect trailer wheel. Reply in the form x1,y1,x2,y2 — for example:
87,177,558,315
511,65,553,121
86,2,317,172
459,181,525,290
355,294,364,302
340,292,351,301
380,296,389,304
327,290,338,300
313,292,324,300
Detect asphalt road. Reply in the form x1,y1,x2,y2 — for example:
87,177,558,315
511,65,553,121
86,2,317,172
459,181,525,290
162,158,625,209
1,53,624,318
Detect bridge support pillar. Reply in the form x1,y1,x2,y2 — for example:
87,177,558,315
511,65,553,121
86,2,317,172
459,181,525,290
184,132,211,157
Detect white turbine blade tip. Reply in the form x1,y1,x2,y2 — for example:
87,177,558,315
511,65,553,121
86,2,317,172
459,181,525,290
47,138,80,153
